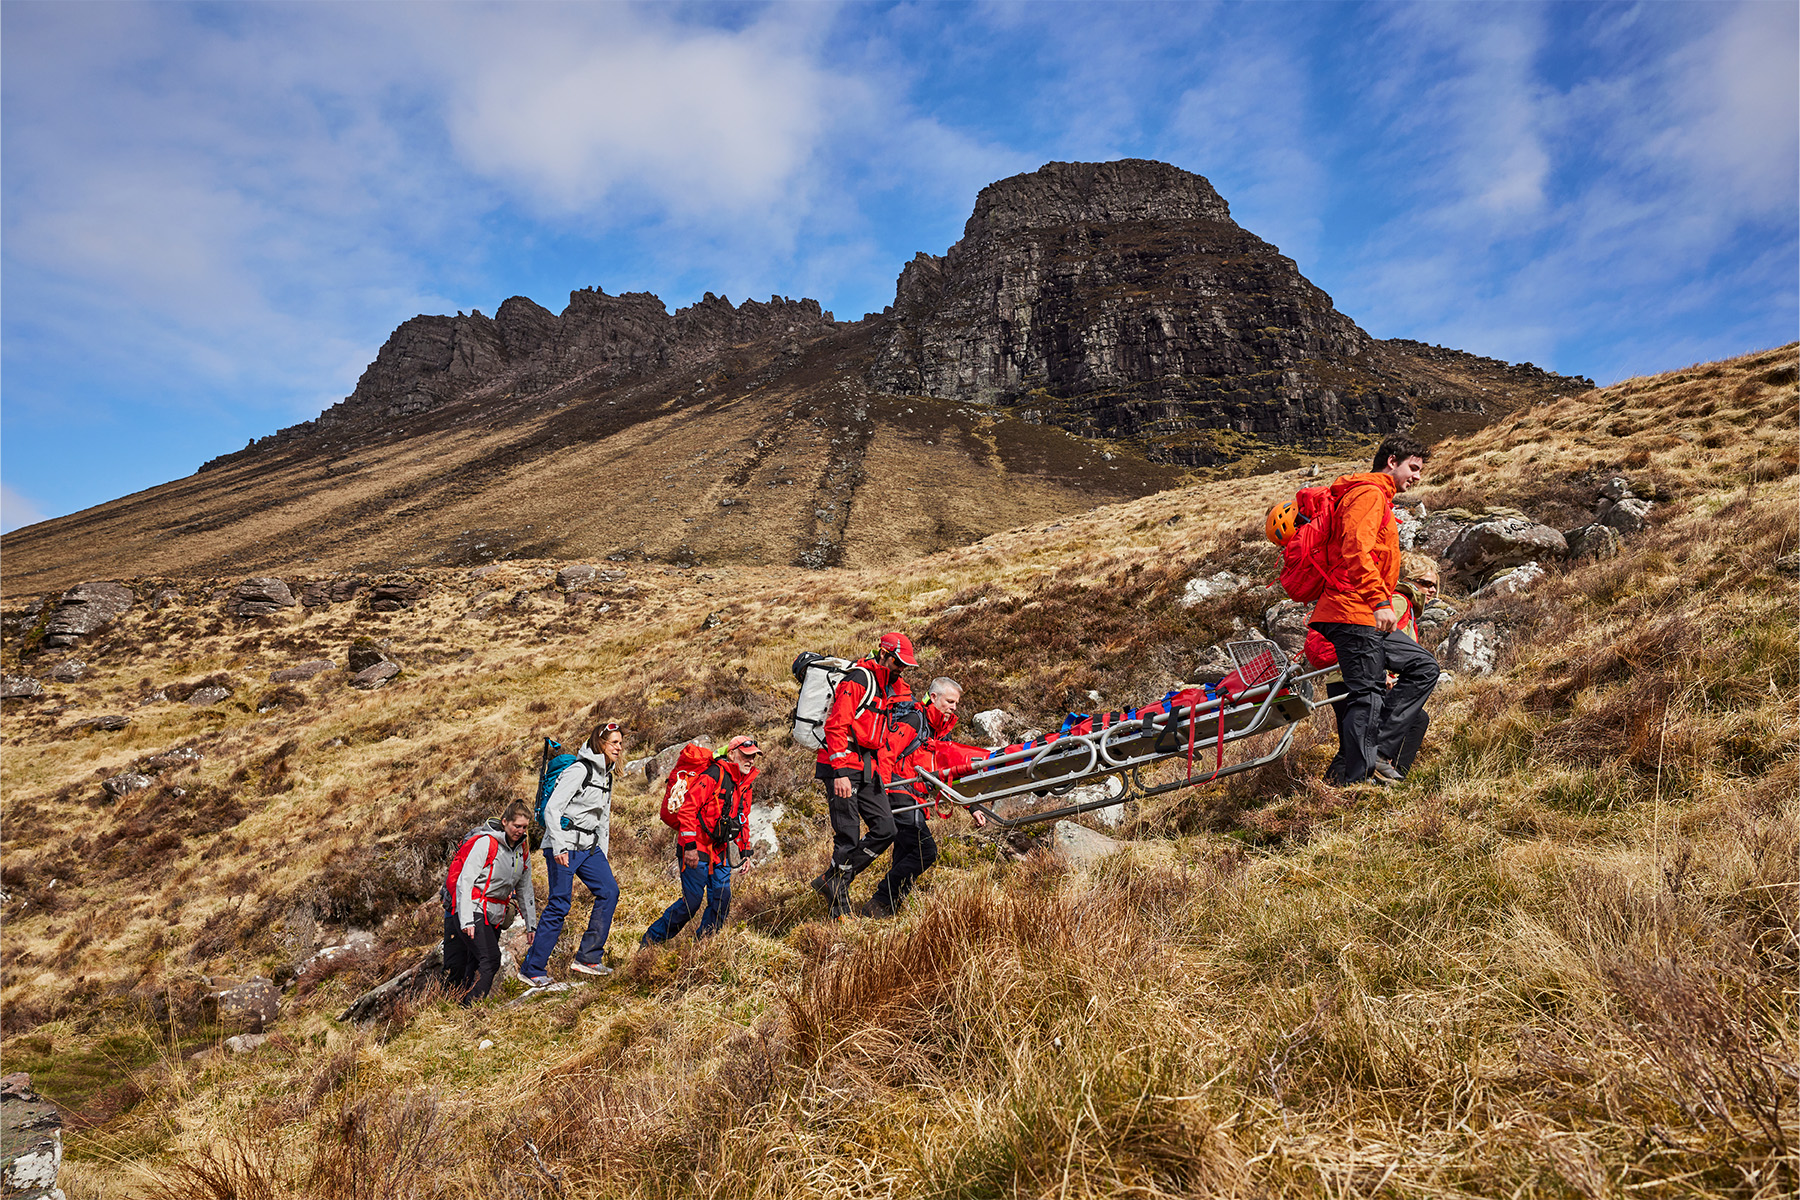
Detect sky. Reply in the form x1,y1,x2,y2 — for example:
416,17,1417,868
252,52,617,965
3,1,1795,533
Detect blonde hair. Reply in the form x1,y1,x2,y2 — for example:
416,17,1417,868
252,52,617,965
1401,552,1438,582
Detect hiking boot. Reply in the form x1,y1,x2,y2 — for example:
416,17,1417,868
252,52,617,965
859,897,895,920
812,869,852,919
568,960,613,978
1371,759,1404,782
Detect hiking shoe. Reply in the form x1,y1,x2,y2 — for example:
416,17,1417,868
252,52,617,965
812,870,852,919
1372,760,1404,782
568,960,613,978
522,973,554,988
859,897,895,919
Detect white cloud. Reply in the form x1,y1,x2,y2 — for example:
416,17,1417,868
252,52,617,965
1,484,48,534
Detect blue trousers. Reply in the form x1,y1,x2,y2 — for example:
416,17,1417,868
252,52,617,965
643,854,732,943
523,847,618,975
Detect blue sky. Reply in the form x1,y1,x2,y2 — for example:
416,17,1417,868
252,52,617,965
4,1,1795,533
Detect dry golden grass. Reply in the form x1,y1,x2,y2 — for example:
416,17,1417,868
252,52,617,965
5,344,1796,1198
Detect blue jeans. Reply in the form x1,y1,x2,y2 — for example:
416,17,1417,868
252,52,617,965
523,846,618,975
642,854,732,943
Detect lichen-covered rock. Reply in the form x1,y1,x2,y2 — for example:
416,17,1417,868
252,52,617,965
1472,561,1546,600
142,746,202,773
1,1072,65,1200
228,577,298,617
556,565,598,591
41,581,134,647
368,577,425,612
1599,475,1636,502
102,772,155,798
71,714,130,731
0,675,44,700
209,977,279,1030
1438,618,1503,675
184,685,232,707
350,662,401,690
269,659,335,683
1049,820,1123,870
1600,497,1653,534
1445,519,1568,577
1262,600,1312,654
47,660,86,683
1180,571,1248,607
1564,524,1622,561
347,639,395,673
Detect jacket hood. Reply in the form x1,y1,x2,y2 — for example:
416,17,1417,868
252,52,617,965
927,706,957,738
1330,471,1397,502
723,759,760,787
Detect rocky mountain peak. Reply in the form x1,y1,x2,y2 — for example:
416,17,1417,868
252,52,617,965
964,159,1233,239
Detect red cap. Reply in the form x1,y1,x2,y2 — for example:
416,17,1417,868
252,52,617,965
725,735,761,756
878,631,918,666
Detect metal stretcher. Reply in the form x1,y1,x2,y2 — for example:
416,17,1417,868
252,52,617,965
890,639,1340,829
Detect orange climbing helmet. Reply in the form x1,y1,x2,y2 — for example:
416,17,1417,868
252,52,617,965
1265,500,1298,545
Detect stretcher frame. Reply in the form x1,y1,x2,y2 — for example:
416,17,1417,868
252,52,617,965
890,640,1341,830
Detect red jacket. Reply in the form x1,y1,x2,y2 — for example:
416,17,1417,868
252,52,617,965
1309,472,1400,627
816,657,912,779
677,758,758,858
884,703,962,801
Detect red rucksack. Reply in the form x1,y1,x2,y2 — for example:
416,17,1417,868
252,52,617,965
1276,486,1339,603
659,744,717,829
444,826,505,916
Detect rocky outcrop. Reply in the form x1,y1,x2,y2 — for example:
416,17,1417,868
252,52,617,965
1445,518,1568,579
47,660,85,683
367,577,425,612
1,1073,64,1200
868,160,1415,464
270,659,336,682
228,577,298,617
350,662,400,690
208,290,837,465
0,675,44,700
207,977,279,1031
42,581,133,647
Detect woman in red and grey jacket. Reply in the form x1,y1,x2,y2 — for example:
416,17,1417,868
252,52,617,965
863,676,987,917
443,801,537,1005
643,737,761,944
811,632,916,918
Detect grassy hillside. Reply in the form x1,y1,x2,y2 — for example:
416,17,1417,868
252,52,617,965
1,345,1794,1198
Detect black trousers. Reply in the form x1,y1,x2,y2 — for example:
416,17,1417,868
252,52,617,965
820,764,895,878
1325,681,1430,782
870,805,937,913
1313,622,1439,784
443,908,502,1006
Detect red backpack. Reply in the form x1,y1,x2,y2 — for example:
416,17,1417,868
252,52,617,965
444,826,505,914
659,744,717,829
1275,486,1338,603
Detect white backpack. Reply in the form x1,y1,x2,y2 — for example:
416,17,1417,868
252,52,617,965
789,652,865,750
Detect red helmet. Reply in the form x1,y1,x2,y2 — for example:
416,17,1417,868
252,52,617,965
877,631,918,666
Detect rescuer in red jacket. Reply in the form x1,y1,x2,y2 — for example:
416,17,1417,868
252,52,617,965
863,676,987,918
643,736,760,944
811,631,916,919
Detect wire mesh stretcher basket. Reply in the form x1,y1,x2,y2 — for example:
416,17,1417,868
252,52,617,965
890,639,1341,829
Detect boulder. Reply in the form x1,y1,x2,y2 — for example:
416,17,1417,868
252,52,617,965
47,660,86,683
269,659,336,683
350,662,401,690
41,581,134,648
0,675,43,700
1180,571,1247,607
224,1034,268,1055
1049,820,1123,870
209,977,279,1031
151,587,182,609
1600,497,1652,534
1445,518,1568,577
295,930,378,978
1437,619,1503,676
185,685,232,707
970,709,1016,748
227,577,298,617
1063,777,1128,828
143,747,202,773
102,772,156,798
71,714,130,731
1564,524,1622,561
1395,504,1424,551
347,639,395,673
1472,562,1546,600
1415,599,1459,639
1414,513,1478,557
1,1073,64,1200
1261,600,1311,654
302,577,365,606
368,577,424,612
556,565,598,591
1599,475,1635,502
747,801,785,857
1189,643,1236,685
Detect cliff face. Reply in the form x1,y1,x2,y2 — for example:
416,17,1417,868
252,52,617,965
868,160,1410,463
278,290,836,436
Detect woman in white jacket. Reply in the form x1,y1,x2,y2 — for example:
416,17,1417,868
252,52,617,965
520,721,622,983
444,801,537,1004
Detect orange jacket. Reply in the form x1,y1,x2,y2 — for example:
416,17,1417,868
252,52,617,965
1309,472,1400,627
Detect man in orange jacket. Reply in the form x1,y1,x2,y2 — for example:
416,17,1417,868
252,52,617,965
1309,435,1441,786
811,632,916,919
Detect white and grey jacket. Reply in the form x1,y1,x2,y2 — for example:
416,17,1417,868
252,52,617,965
542,745,614,857
450,819,538,931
